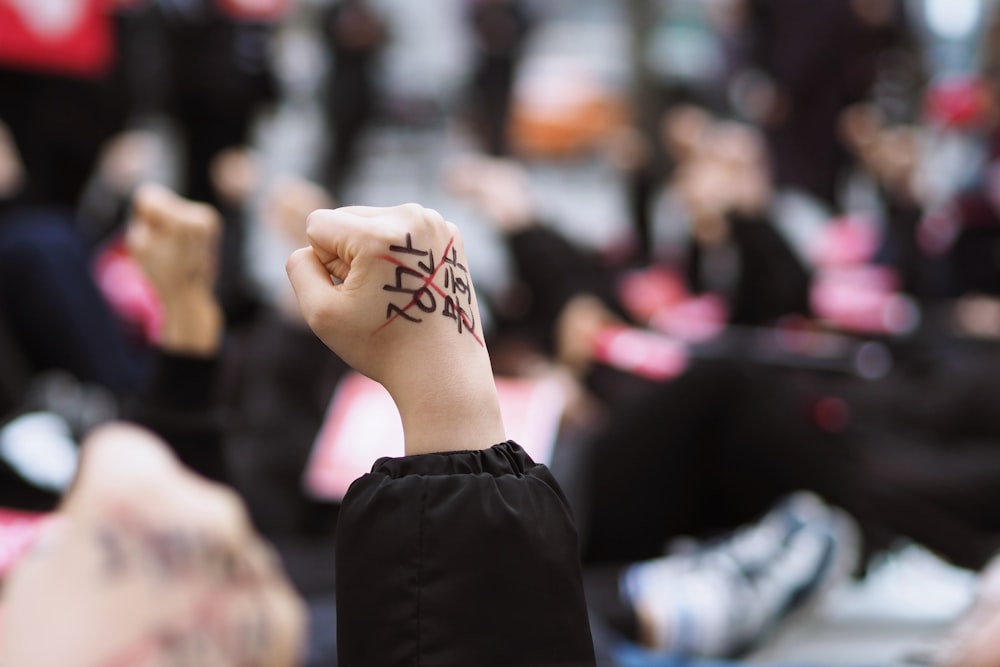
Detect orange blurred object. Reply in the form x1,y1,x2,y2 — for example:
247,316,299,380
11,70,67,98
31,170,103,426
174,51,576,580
509,57,630,158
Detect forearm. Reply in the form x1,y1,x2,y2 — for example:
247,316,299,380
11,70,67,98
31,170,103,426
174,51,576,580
158,289,223,358
386,349,506,456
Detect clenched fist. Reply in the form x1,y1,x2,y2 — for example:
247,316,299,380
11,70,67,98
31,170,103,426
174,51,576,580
286,204,506,455
126,183,223,356
1,423,306,667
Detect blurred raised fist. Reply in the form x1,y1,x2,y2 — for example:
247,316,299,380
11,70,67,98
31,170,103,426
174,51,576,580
1,423,306,667
444,154,536,232
263,176,335,248
0,120,25,199
126,183,223,355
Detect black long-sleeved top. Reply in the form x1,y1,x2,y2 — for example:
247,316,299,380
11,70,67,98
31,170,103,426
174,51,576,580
126,351,227,483
336,440,597,667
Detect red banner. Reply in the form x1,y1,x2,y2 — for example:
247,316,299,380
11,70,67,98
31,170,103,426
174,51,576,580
0,0,115,78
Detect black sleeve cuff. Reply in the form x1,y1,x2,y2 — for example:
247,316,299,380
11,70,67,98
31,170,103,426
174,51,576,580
126,350,227,483
142,351,220,411
336,441,596,667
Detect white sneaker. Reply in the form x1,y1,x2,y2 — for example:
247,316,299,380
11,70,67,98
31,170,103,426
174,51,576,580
623,492,859,657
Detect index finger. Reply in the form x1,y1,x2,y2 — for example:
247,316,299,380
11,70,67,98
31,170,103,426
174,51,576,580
304,207,379,271
132,182,220,232
304,204,435,265
334,203,444,221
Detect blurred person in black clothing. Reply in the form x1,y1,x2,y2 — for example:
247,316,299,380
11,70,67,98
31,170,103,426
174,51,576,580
156,0,288,324
464,0,534,156
320,0,386,198
447,153,1000,575
157,0,284,205
0,1,152,397
738,0,924,209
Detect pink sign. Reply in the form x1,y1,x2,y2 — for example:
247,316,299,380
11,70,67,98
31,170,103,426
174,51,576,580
0,508,51,577
305,373,566,500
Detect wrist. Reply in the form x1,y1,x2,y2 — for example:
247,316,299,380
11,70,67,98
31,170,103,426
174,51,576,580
158,290,223,356
388,358,506,456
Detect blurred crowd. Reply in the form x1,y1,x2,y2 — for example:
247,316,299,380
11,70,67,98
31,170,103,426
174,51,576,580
4,0,1000,665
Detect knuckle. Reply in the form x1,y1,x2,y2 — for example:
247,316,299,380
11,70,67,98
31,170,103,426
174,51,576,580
305,207,333,232
397,202,425,222
133,181,162,209
285,247,309,276
192,203,221,234
305,298,336,331
423,207,445,226
212,485,250,529
304,210,323,237
124,224,140,251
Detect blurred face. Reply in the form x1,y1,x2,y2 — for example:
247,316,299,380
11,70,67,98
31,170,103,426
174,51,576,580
707,122,766,173
0,424,305,667
706,122,771,215
660,105,713,161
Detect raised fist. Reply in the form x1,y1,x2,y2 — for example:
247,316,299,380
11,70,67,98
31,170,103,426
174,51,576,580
126,183,223,355
1,423,306,667
286,203,505,455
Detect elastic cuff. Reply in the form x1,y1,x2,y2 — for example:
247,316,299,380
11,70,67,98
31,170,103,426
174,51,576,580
370,440,536,478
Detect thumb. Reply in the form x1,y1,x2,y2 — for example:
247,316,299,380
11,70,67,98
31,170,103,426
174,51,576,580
286,246,345,329
124,215,151,257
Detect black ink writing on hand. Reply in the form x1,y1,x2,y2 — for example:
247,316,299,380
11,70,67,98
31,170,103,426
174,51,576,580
374,234,483,346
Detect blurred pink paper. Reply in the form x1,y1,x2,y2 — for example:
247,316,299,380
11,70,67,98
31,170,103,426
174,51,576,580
0,508,51,578
810,216,880,268
811,266,919,335
591,326,689,381
93,239,163,344
616,266,726,343
216,0,292,21
617,266,687,324
305,373,566,500
648,295,727,343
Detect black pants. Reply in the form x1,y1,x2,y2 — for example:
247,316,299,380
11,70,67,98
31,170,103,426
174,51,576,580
501,222,1000,572
0,208,141,395
575,356,1000,572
